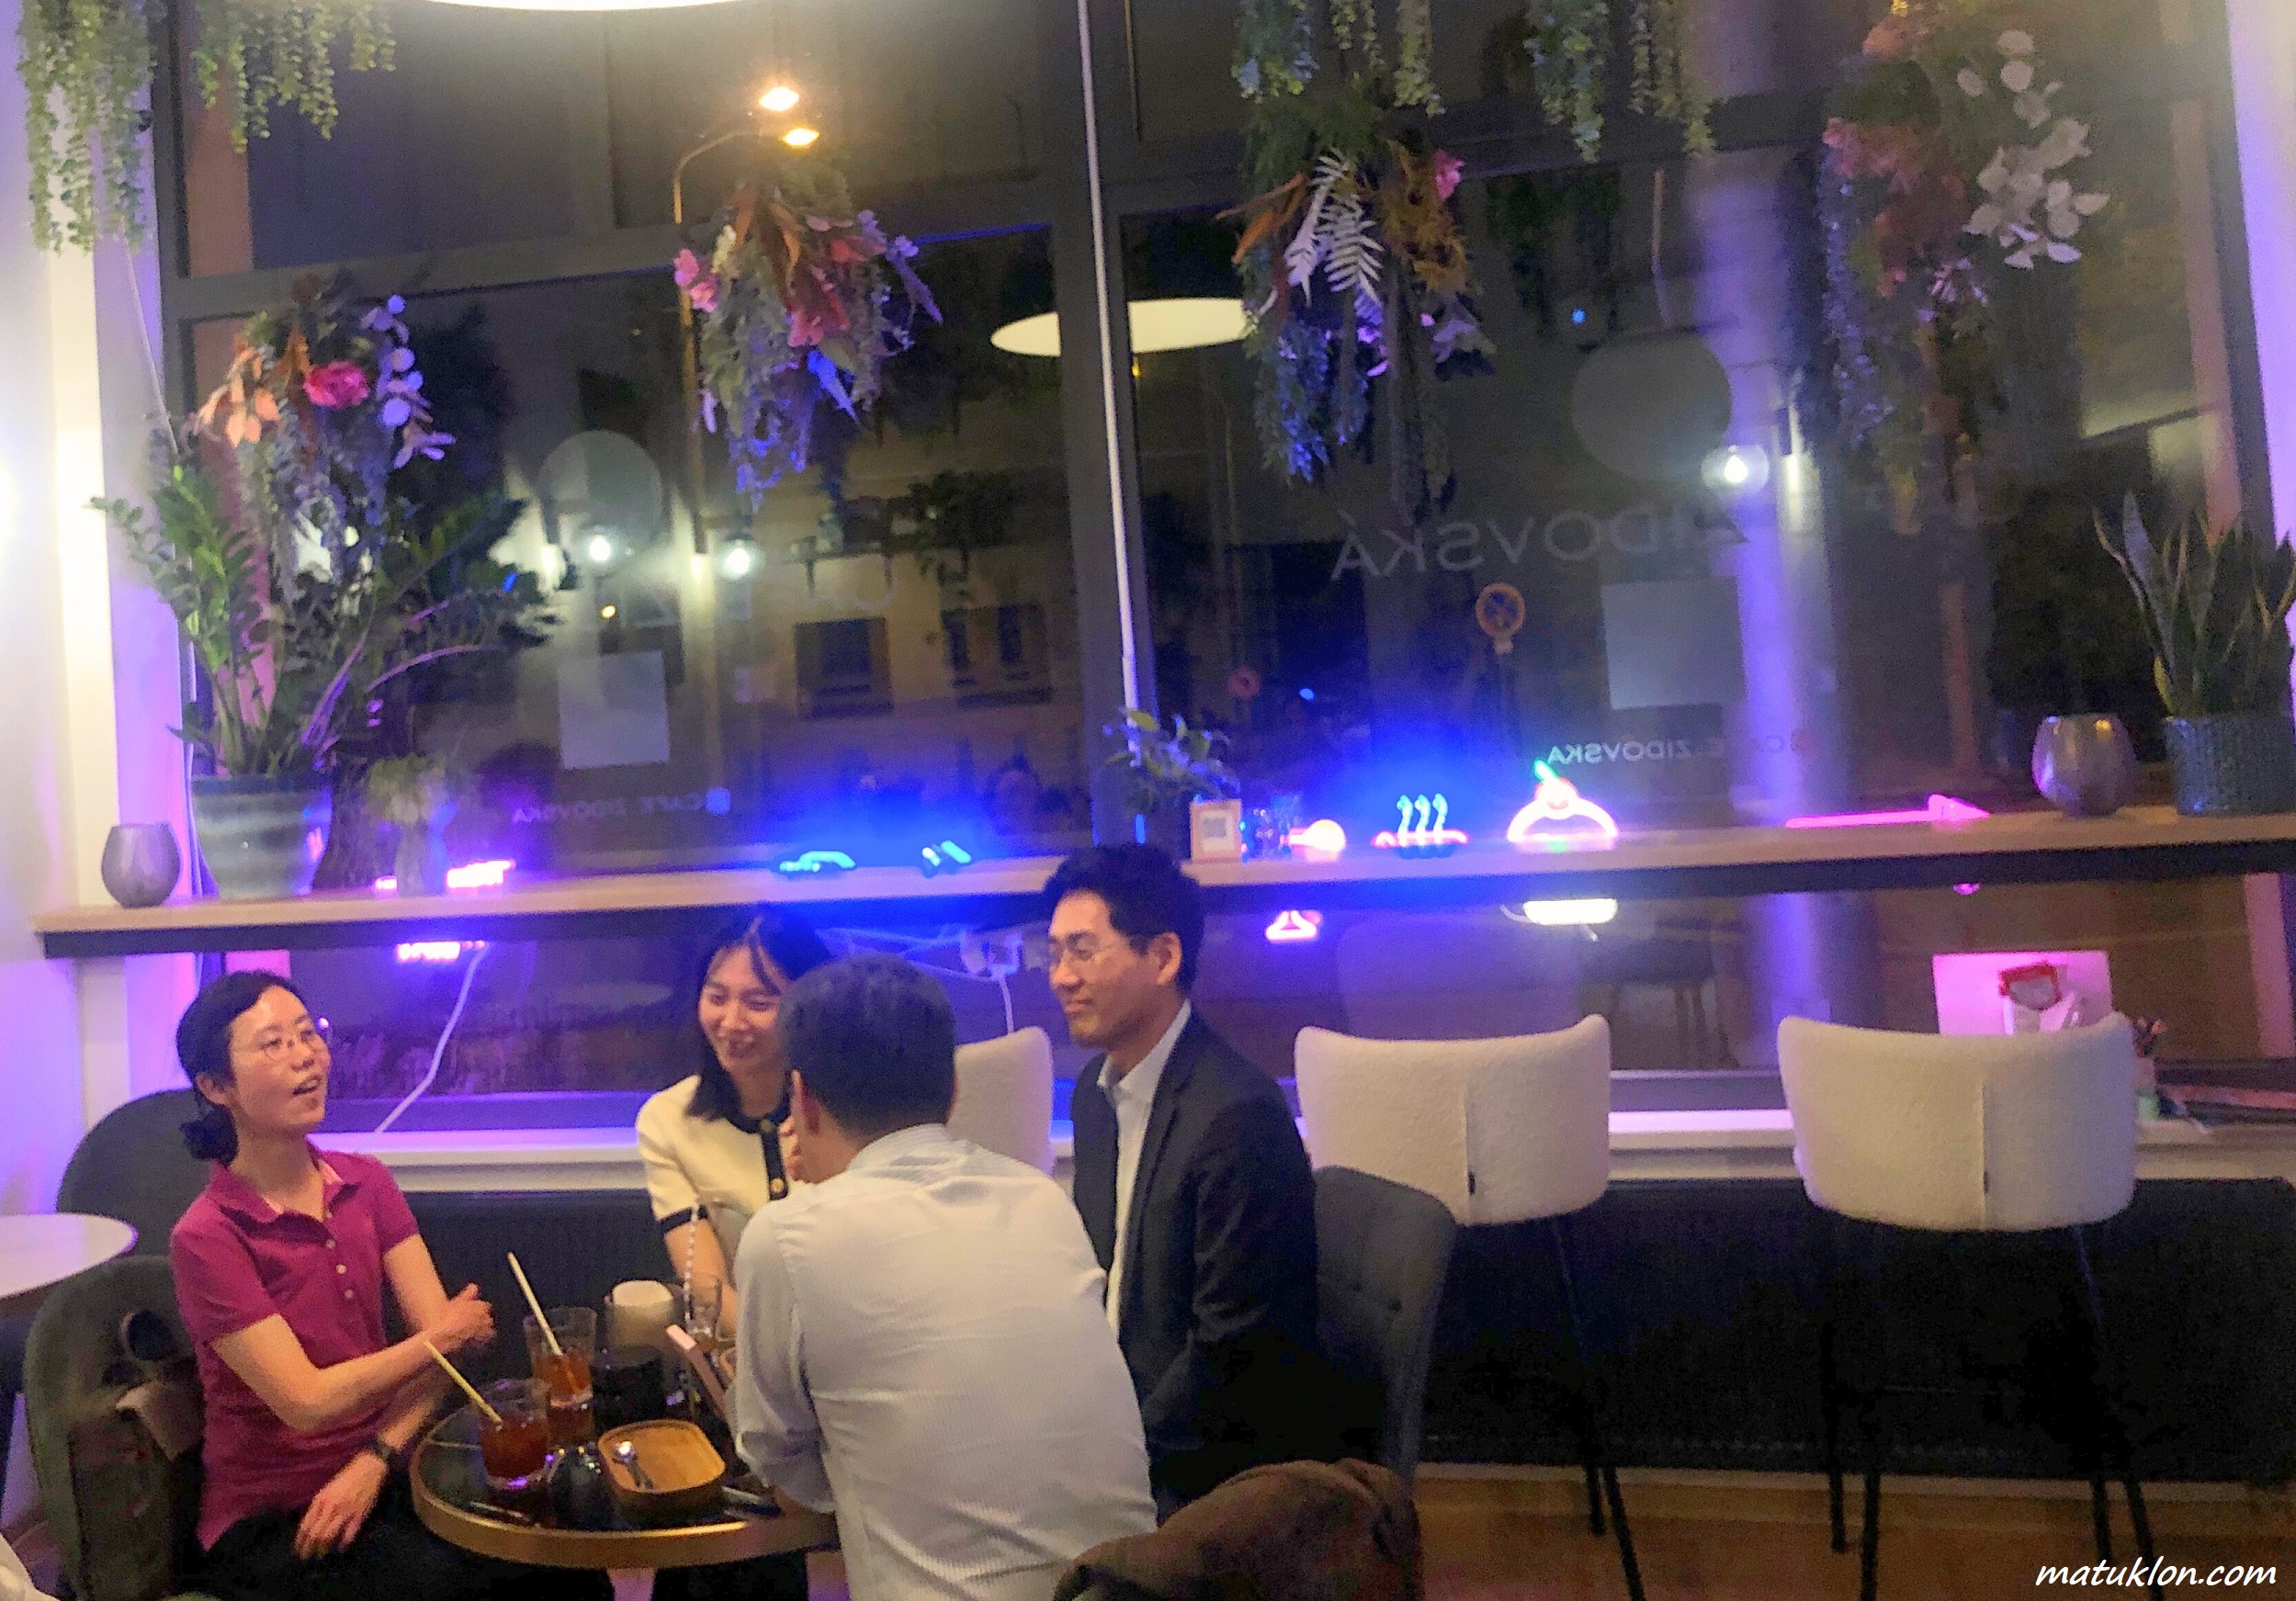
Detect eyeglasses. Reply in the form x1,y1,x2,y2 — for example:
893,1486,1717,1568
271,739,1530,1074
241,1019,332,1065
1046,934,1142,973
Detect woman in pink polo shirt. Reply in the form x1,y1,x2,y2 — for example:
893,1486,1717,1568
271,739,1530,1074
167,971,602,1601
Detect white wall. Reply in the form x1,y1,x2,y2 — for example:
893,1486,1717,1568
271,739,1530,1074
0,0,189,1212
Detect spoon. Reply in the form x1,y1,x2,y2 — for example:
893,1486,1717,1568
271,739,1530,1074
613,1438,657,1491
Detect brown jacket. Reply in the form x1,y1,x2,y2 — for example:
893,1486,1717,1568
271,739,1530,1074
1053,1460,1420,1601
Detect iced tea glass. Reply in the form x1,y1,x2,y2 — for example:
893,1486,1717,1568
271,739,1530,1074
524,1306,597,1449
477,1380,549,1494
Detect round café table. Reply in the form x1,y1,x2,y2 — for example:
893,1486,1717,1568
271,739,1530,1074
0,1213,135,1313
410,1407,838,1570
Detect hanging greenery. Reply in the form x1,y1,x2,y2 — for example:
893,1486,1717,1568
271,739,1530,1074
192,0,392,151
19,0,393,252
674,158,940,508
1521,0,1712,163
1227,3,1487,520
1820,9,2108,491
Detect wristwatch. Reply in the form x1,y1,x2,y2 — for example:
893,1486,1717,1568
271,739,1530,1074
364,1437,404,1472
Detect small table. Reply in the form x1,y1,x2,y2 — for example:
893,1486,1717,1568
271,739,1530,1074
410,1408,837,1570
0,1213,135,1313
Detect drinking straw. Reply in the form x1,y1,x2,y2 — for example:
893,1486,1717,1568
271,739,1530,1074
423,1340,501,1424
507,1252,563,1358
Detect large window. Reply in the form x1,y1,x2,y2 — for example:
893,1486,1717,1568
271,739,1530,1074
156,0,2282,1125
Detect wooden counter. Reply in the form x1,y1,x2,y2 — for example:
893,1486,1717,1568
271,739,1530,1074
34,805,2296,956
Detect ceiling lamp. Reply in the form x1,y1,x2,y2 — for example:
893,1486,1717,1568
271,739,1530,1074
782,126,820,149
990,297,1247,359
759,84,801,113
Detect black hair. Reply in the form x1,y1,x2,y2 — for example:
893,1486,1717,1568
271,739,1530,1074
175,970,311,1165
777,955,957,1141
1043,843,1204,990
687,908,836,1123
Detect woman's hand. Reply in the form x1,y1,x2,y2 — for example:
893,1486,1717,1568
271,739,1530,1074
777,1116,808,1186
294,1450,387,1559
421,1284,493,1355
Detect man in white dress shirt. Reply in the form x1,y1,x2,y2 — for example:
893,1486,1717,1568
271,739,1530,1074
734,953,1157,1601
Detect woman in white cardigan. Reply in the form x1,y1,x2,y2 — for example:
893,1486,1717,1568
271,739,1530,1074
637,908,835,1346
634,908,833,1601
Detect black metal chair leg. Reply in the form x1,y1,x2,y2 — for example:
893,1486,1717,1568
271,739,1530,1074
2089,1476,2114,1562
1583,1460,1607,1536
1820,1212,1848,1554
2071,1226,2163,1601
1860,1412,1882,1601
1550,1217,1646,1601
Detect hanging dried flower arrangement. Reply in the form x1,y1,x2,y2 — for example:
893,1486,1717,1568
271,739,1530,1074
1820,10,2108,485
1228,0,1491,520
1521,0,1713,163
19,0,393,251
197,274,452,550
674,159,940,508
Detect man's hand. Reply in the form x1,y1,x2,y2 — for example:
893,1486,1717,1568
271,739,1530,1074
421,1284,493,1355
294,1451,387,1560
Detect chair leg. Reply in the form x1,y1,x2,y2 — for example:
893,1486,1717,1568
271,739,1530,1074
2089,1476,2113,1562
1550,1217,1646,1601
1583,1460,1607,1537
2071,1226,2163,1601
1819,1212,1848,1554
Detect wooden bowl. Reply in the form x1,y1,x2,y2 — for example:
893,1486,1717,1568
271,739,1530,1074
598,1419,727,1522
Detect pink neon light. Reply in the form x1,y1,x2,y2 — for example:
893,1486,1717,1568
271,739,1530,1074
1782,795,1988,829
395,941,467,963
1263,910,1323,943
1506,772,1621,851
1373,829,1470,849
374,859,516,895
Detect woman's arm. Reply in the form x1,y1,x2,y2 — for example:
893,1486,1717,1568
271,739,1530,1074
209,1285,490,1435
662,1218,740,1342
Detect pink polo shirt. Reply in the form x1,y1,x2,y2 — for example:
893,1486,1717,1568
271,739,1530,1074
169,1148,421,1549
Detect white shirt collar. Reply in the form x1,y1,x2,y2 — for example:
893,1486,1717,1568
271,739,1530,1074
845,1122,953,1177
1099,1000,1192,1108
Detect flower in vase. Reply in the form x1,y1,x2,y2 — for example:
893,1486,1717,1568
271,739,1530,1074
302,360,372,410
674,249,720,314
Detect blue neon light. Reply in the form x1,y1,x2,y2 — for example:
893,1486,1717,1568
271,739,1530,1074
775,850,857,876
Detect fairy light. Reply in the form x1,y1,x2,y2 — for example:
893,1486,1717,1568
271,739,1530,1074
782,126,820,149
759,85,800,113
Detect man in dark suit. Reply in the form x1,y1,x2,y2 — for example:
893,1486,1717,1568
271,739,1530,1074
1047,845,1329,1514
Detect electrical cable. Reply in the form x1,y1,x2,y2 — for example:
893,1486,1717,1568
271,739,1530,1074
372,943,491,1133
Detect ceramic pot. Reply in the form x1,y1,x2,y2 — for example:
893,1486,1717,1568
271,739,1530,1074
1128,799,1192,861
2030,715,2139,818
189,775,334,900
2164,712,2296,817
99,822,181,908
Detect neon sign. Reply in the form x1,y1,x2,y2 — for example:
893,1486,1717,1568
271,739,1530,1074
374,859,515,895
1263,910,1323,943
1782,795,1987,829
1373,795,1469,856
395,941,478,963
1506,764,1620,851
1505,898,1620,927
919,840,975,877
1284,819,1348,859
775,850,857,875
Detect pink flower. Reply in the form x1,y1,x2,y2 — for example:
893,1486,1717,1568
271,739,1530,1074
1431,151,1465,203
302,361,371,410
673,249,719,314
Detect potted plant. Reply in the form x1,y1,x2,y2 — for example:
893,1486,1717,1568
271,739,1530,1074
1104,710,1239,859
366,755,458,896
101,281,549,900
2099,497,2296,816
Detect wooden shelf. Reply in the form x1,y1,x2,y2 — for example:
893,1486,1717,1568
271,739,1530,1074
36,805,2296,956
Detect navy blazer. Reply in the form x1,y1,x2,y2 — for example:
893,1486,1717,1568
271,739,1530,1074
1071,1010,1329,1502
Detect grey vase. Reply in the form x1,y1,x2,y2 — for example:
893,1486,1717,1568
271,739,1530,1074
99,822,181,908
2165,712,2296,817
2031,715,2139,818
189,775,334,900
